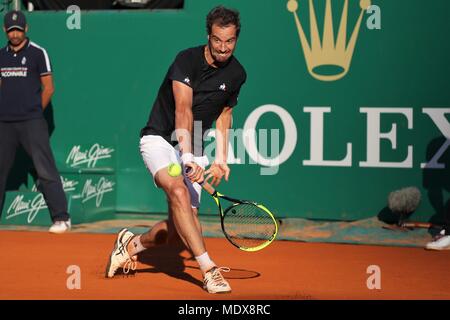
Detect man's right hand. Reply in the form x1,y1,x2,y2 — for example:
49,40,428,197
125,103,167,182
185,162,205,183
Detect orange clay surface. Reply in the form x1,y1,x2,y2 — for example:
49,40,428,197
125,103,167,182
0,230,449,300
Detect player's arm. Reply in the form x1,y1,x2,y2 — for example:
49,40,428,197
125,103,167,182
205,106,233,186
172,80,204,182
40,74,54,110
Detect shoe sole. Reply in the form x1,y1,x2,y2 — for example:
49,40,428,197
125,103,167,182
203,286,232,294
204,289,232,294
105,228,128,278
49,229,70,234
425,246,450,251
207,290,231,294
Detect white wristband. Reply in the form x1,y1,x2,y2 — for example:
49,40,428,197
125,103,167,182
181,153,194,165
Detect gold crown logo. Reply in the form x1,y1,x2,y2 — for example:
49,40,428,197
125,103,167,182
287,0,371,81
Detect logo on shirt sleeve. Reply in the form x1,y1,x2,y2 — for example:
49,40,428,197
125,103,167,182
183,77,191,85
219,83,227,91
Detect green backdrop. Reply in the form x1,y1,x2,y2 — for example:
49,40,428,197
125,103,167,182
2,0,449,223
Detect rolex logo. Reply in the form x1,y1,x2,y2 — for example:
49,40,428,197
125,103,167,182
287,0,372,81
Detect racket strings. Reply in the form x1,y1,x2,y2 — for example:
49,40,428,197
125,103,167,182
223,203,276,249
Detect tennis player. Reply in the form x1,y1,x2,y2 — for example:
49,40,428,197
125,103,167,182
105,6,246,294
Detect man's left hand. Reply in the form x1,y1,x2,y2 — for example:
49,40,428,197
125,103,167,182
204,162,230,187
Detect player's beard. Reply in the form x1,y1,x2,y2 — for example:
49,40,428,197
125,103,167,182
8,36,26,48
207,42,232,68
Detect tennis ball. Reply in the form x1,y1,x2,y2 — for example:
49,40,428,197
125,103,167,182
168,163,182,177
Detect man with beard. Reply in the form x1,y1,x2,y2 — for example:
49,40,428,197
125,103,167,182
105,6,246,293
0,10,71,233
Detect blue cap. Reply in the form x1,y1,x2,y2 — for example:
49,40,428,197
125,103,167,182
4,10,26,32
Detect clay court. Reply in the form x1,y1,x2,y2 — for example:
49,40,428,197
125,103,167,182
0,230,448,300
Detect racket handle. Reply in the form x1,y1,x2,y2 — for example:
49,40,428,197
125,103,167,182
199,180,216,196
184,166,216,196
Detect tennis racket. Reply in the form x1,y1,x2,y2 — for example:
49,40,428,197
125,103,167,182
186,167,278,252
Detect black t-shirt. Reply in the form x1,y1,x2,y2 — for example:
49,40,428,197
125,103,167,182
0,39,52,121
141,45,246,155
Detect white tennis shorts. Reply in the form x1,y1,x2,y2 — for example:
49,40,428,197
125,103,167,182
139,135,209,208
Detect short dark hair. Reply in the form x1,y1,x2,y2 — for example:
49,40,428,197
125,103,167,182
206,6,241,37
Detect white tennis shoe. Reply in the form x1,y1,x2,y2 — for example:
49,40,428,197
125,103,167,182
105,228,137,278
49,219,71,234
426,229,450,251
203,266,231,294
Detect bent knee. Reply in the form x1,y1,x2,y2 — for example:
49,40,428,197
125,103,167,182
168,184,190,202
